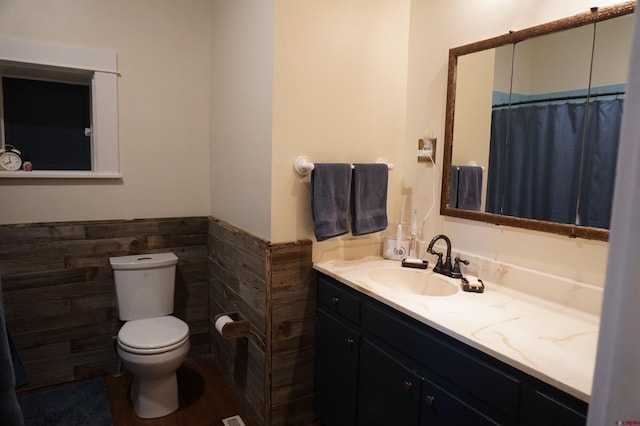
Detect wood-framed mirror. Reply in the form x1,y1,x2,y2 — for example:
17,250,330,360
441,2,635,241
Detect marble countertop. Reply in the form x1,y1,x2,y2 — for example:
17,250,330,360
314,256,601,402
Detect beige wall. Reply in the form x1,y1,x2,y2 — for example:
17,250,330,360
592,13,634,87
271,0,411,243
0,0,626,288
405,0,622,287
513,25,593,95
0,0,211,224
271,0,616,287
209,0,274,241
516,13,634,95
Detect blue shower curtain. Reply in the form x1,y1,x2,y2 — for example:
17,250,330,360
485,108,508,215
578,99,623,229
486,98,623,229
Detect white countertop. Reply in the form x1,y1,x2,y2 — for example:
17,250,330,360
314,256,601,403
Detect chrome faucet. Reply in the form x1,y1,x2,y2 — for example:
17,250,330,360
427,234,455,278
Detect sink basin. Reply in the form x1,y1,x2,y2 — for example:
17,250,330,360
366,267,459,297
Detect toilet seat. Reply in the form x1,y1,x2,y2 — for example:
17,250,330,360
118,316,189,355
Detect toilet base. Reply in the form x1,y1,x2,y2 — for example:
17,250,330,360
131,372,179,419
116,321,190,419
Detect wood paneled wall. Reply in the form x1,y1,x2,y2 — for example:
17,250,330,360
0,217,209,390
208,218,316,426
269,241,316,425
0,216,316,425
208,218,269,424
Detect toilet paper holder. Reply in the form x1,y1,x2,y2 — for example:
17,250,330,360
214,312,250,339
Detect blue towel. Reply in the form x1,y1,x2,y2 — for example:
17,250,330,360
456,165,483,211
449,166,459,208
351,163,388,236
1,279,25,426
311,163,352,241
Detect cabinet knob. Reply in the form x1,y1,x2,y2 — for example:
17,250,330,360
402,381,413,391
330,296,339,305
425,395,435,406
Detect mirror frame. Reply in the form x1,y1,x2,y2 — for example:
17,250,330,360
441,1,635,241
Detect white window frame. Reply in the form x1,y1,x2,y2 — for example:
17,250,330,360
0,36,120,178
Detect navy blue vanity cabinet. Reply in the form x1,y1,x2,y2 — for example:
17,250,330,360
357,339,422,425
315,276,361,426
420,377,501,425
317,274,361,324
362,300,513,425
519,383,588,426
314,273,589,426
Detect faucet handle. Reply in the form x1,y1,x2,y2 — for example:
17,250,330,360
454,256,470,267
452,256,470,278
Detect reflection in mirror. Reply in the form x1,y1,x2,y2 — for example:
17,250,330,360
487,24,594,226
578,13,634,229
451,47,513,212
442,2,635,241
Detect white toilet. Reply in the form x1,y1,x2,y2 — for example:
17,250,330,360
109,252,190,419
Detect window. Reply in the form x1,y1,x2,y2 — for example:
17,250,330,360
2,77,92,170
0,36,119,178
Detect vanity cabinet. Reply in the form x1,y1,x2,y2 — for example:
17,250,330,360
420,376,500,425
315,279,361,426
315,273,588,426
519,386,588,426
358,339,422,425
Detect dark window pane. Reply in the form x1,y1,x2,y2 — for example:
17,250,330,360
2,77,91,170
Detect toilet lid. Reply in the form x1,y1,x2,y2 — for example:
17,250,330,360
118,316,189,351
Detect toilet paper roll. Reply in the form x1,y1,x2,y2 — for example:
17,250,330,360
215,315,234,335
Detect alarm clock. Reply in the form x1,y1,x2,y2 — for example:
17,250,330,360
0,145,23,171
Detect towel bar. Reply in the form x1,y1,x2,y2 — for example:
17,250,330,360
293,156,394,176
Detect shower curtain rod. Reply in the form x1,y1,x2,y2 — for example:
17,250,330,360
493,90,625,108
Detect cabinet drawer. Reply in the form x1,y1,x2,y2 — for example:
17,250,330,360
318,276,360,325
363,301,521,419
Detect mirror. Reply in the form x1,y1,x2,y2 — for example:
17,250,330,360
442,2,635,241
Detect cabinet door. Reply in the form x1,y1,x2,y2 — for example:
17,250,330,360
363,301,521,419
420,378,501,426
315,309,360,426
521,389,587,426
358,340,422,426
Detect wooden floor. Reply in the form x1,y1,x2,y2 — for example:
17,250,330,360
105,356,259,426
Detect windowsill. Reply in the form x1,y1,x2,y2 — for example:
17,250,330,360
0,170,121,179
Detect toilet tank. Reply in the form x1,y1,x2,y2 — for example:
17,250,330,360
109,252,179,321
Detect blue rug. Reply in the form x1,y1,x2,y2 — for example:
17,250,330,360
18,379,113,426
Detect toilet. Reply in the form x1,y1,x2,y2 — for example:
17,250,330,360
109,252,190,419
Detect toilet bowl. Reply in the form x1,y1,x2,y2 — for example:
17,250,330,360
117,316,190,419
109,252,190,419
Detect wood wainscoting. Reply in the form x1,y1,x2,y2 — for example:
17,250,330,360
208,218,316,426
1,216,317,425
0,217,210,390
